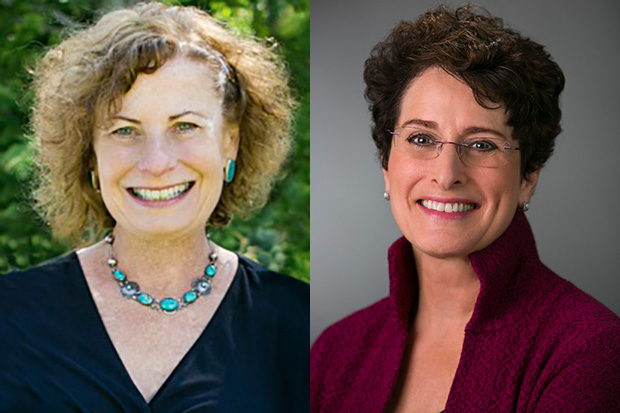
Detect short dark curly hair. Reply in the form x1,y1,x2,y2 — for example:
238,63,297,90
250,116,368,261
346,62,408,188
364,4,565,179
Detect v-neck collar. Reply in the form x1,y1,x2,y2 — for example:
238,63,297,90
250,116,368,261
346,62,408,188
70,251,243,409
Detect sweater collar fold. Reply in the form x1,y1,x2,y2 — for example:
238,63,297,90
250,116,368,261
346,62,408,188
387,211,538,333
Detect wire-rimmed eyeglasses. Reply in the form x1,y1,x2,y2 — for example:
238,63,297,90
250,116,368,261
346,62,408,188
388,126,520,168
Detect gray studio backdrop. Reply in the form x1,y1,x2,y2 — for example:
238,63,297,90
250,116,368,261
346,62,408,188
310,0,620,343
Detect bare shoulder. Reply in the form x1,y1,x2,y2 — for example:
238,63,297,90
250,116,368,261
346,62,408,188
213,244,239,277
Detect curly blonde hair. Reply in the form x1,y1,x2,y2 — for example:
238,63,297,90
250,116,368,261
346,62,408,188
31,1,295,246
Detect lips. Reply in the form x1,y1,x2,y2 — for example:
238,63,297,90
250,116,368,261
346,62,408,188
419,199,477,213
128,182,194,201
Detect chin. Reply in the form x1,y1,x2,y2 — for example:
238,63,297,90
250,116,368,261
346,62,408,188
418,247,473,259
120,218,201,238
409,236,480,259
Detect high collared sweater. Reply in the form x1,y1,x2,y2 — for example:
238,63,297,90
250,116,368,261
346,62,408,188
310,211,620,412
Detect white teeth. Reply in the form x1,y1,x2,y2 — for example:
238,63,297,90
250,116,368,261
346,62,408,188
131,183,191,201
421,199,475,213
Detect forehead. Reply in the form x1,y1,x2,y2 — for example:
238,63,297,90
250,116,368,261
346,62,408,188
100,57,222,122
397,67,511,137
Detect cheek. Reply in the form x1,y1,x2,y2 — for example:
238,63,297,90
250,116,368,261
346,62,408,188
95,146,134,184
93,144,113,182
494,165,522,203
184,143,225,174
479,167,522,240
178,148,225,192
387,152,418,190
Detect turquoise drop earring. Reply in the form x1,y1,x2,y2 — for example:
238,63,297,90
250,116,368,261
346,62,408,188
225,159,236,183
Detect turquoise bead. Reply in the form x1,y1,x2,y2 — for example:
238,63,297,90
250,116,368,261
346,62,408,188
138,293,153,306
160,298,179,313
114,270,126,281
184,291,198,303
205,264,217,277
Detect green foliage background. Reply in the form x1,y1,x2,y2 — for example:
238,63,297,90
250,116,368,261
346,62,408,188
0,0,309,282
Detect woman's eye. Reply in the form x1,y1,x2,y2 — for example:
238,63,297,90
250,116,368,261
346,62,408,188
174,122,199,133
407,134,434,146
111,126,136,137
469,140,499,152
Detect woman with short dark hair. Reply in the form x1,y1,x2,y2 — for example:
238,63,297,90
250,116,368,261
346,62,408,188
311,5,620,412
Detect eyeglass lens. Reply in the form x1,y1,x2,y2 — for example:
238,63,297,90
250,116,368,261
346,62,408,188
389,129,519,168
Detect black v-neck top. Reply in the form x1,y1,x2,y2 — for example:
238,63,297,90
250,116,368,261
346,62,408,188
0,252,309,412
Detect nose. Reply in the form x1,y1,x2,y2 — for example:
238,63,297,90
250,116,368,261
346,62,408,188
138,136,178,176
430,142,467,189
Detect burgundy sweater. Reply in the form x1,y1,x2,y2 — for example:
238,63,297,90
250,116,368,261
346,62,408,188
310,211,620,412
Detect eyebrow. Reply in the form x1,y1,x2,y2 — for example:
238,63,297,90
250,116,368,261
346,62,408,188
401,119,438,129
169,111,208,121
112,111,208,124
400,119,508,140
112,115,141,125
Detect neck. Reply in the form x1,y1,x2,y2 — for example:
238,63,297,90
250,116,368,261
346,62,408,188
412,249,480,331
109,228,212,296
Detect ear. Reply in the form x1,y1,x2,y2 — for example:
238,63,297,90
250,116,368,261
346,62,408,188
222,123,240,160
382,167,390,194
89,151,98,174
519,168,541,205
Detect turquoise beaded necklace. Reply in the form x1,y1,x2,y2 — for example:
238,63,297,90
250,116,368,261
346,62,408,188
104,233,218,315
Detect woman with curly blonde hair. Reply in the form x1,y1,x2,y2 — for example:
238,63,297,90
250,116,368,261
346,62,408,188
0,2,308,410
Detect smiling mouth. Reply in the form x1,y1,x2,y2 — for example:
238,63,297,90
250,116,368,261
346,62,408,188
420,199,477,213
128,182,194,201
